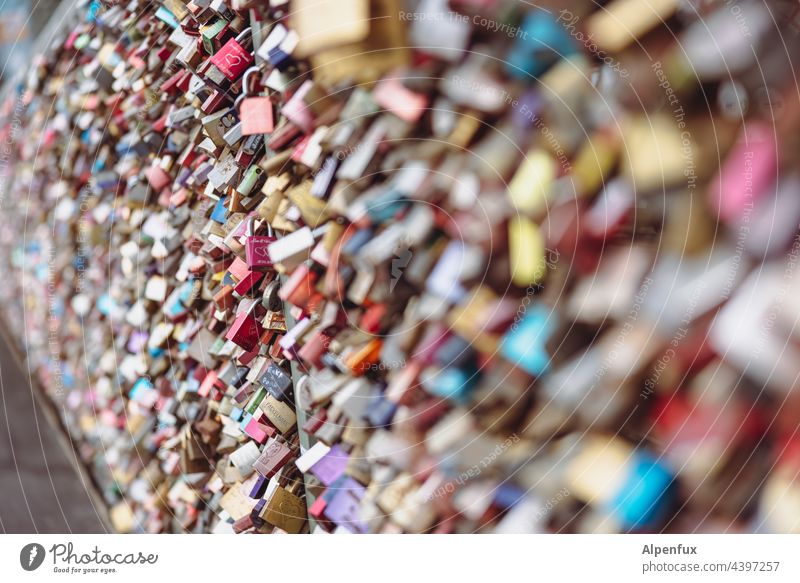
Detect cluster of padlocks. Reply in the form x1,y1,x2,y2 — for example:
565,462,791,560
0,0,799,533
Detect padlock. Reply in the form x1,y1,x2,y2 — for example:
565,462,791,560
236,165,265,197
201,108,239,147
244,216,276,270
209,0,236,20
260,362,292,402
565,435,674,530
255,23,298,70
236,133,264,167
261,279,282,312
259,394,297,434
225,299,263,351
261,480,307,533
237,66,274,136
252,438,294,478
201,18,230,55
323,479,368,533
210,27,254,81
277,262,319,307
267,226,315,273
244,386,268,415
505,12,578,80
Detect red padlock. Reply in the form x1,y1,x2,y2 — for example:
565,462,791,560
225,300,263,351
210,28,254,81
245,217,276,270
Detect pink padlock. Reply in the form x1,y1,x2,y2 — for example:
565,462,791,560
238,67,274,136
245,217,276,270
210,28,254,81
710,121,777,223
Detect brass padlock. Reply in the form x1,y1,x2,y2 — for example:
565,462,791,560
261,481,307,533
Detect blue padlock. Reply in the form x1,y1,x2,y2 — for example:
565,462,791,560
500,304,555,376
506,12,578,80
423,364,480,404
609,450,675,530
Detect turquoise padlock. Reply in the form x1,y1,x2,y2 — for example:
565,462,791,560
423,364,480,404
500,304,555,376
506,12,578,80
609,450,675,530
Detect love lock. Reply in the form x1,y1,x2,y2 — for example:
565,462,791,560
210,27,254,81
237,66,275,136
245,216,277,270
225,298,263,352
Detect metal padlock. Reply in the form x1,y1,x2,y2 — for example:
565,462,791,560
259,394,297,434
252,438,294,478
201,18,230,55
237,66,275,136
235,133,264,167
261,481,306,533
210,27,254,81
202,108,239,147
260,362,292,402
225,299,263,351
245,216,276,270
262,279,282,312
236,165,264,197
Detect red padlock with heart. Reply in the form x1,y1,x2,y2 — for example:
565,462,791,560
245,217,277,270
210,28,254,81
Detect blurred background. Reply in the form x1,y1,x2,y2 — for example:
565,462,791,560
1,0,800,535
0,0,107,533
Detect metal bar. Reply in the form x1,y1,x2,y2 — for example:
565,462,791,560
279,274,318,532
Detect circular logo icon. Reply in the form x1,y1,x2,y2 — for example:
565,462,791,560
20,543,46,571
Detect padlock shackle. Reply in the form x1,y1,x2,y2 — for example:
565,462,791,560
245,215,274,238
241,65,261,97
235,27,252,44
243,296,260,316
234,65,263,110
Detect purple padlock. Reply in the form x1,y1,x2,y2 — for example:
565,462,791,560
309,444,349,486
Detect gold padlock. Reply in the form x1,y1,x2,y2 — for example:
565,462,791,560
261,481,307,533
